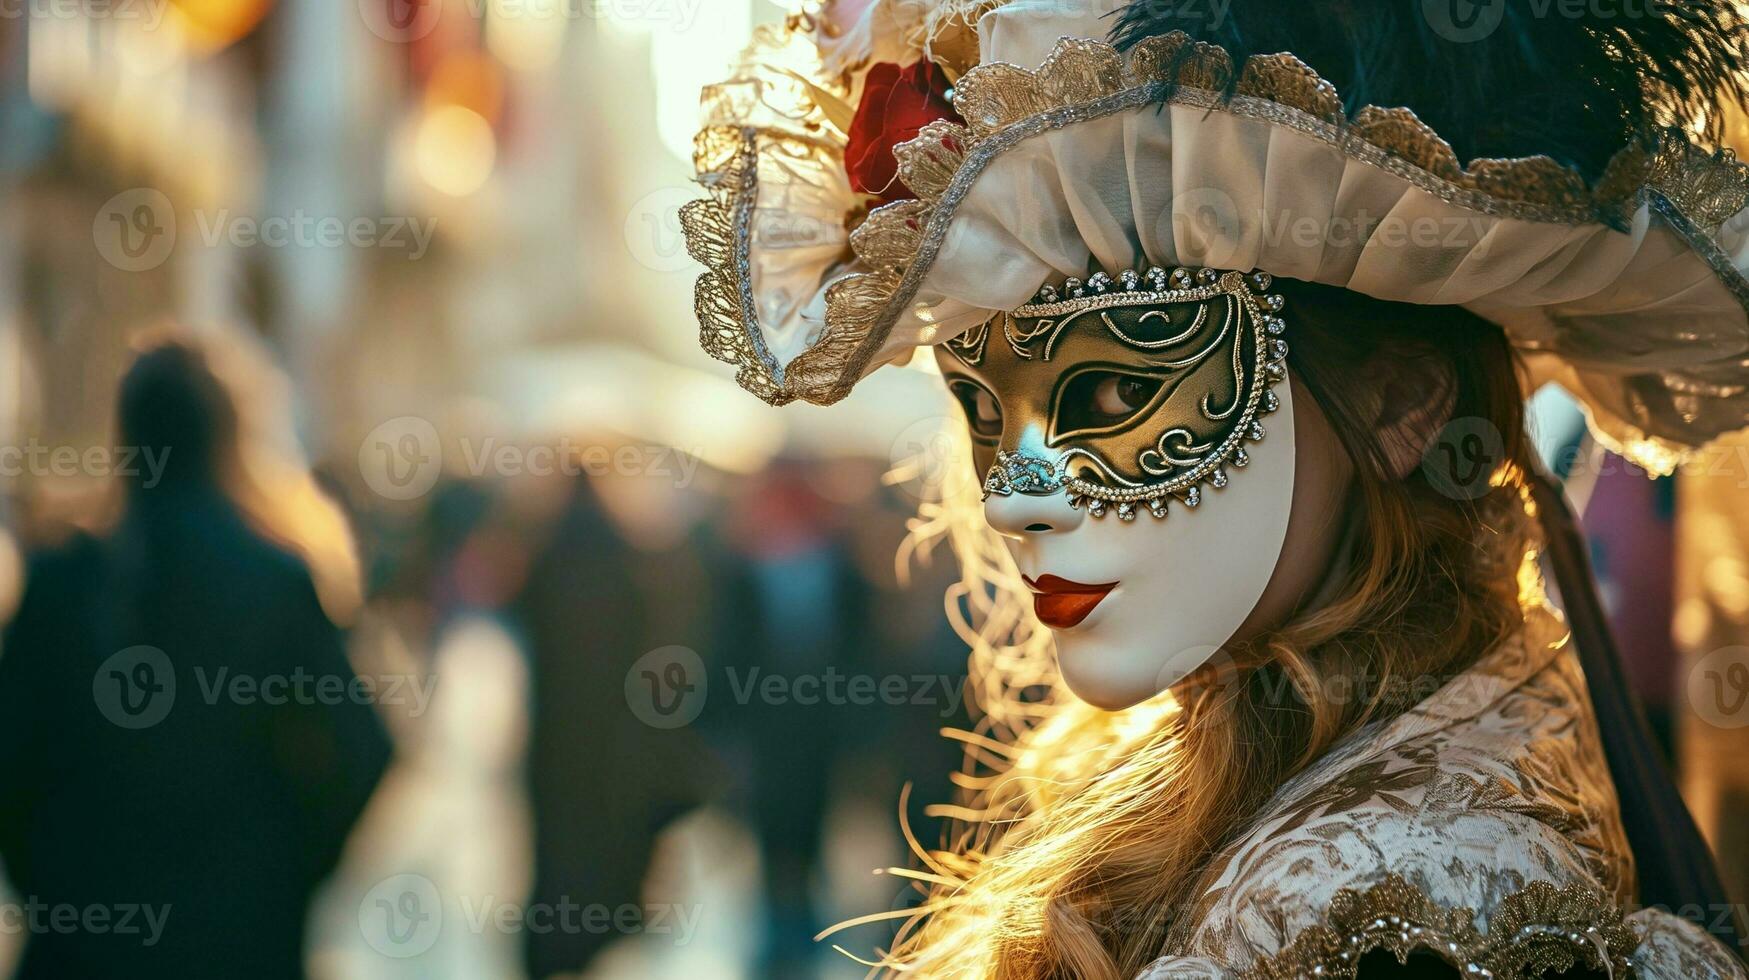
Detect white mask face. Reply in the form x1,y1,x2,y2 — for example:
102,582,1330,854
937,269,1297,709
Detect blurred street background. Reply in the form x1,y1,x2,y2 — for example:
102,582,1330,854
0,2,1744,978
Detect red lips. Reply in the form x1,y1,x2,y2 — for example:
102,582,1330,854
1024,574,1118,629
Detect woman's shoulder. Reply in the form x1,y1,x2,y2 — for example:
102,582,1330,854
1181,611,1632,924
1168,781,1626,975
1148,747,1743,978
1146,613,1744,978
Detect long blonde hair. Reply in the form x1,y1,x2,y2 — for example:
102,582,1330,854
855,284,1540,978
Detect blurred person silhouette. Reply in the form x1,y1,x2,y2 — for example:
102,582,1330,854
0,333,391,979
712,461,872,980
512,470,707,978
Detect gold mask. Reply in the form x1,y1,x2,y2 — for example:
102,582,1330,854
938,267,1288,520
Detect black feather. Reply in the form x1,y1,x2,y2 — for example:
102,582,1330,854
1107,0,1749,184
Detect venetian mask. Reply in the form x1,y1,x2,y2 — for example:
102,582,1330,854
936,267,1299,709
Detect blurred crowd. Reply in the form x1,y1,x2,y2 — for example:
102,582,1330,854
1,329,970,979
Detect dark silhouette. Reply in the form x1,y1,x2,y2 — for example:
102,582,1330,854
710,463,874,980
514,475,707,978
0,342,391,979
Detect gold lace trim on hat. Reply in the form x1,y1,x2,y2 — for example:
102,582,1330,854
682,29,1749,408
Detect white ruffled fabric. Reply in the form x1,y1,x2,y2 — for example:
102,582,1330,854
976,0,1124,66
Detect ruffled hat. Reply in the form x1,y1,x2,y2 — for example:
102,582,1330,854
682,0,1749,472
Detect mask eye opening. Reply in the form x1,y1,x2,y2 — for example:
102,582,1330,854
947,378,1003,441
1050,366,1169,442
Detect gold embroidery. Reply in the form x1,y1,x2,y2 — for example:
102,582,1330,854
1241,874,1637,980
1642,138,1749,233
680,128,787,405
945,314,992,365
848,199,932,274
892,118,969,203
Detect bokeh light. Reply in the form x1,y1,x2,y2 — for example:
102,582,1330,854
414,103,497,197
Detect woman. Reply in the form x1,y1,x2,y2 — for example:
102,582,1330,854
684,0,1749,976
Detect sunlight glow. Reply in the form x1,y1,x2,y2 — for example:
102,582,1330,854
415,104,498,198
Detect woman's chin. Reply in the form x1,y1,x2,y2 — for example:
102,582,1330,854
1054,629,1235,711
1052,636,1166,711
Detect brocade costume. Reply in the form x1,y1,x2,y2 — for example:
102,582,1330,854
1141,600,1744,979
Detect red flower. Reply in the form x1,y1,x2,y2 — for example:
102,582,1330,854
844,60,962,206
